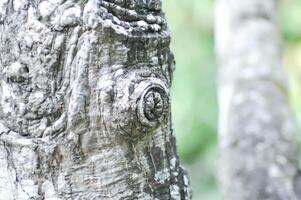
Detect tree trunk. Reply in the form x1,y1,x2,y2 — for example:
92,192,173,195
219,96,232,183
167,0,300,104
0,0,190,199
215,0,300,199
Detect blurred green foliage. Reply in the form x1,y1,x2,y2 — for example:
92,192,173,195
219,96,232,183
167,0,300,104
280,0,301,41
163,0,216,162
162,0,218,199
162,0,301,199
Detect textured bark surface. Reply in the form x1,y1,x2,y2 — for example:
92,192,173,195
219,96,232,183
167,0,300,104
0,0,190,199
215,0,300,199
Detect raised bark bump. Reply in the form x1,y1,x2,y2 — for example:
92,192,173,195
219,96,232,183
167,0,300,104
136,80,169,127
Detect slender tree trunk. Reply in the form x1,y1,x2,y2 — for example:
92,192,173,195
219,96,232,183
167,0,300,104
215,0,300,199
0,0,190,199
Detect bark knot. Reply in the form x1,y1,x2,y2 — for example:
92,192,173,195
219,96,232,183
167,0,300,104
136,82,169,128
144,90,164,120
107,68,169,138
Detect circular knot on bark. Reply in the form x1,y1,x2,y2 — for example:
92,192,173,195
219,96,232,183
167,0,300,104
107,68,170,138
144,90,164,120
136,82,169,128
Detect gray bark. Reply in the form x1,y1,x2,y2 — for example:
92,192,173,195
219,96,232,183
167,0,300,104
0,0,190,199
215,0,301,199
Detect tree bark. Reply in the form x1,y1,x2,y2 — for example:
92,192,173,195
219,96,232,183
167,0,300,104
215,0,300,199
0,0,190,199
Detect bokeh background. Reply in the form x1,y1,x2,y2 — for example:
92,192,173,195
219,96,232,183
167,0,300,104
162,0,301,199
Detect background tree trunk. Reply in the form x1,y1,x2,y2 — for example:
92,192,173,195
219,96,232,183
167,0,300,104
0,0,190,199
215,0,300,199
